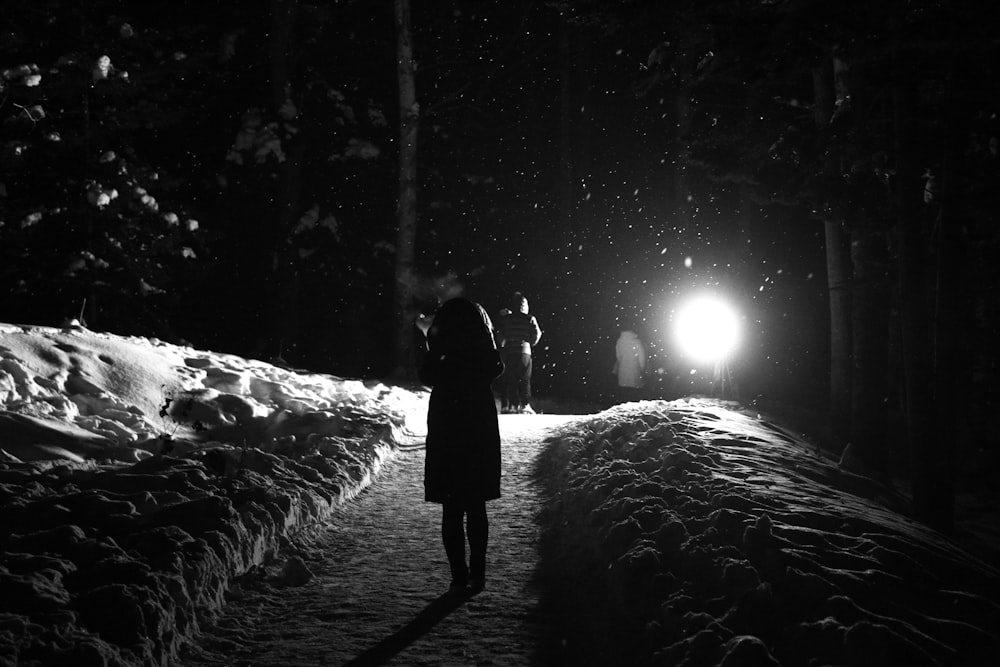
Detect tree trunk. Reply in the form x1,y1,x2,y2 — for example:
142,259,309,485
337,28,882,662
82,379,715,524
556,15,575,242
825,221,852,438
812,61,852,439
839,228,890,479
81,92,100,328
672,33,696,234
571,29,593,245
257,0,303,363
891,23,940,530
920,35,967,533
392,0,419,379
270,140,305,363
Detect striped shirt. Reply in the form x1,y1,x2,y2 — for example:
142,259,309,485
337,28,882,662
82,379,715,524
496,312,542,354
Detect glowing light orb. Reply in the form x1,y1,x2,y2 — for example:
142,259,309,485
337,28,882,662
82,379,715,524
673,296,740,364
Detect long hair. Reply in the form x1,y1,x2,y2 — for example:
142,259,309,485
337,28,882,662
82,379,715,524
427,298,496,354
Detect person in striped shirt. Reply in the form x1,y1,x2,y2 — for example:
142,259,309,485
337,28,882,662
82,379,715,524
495,292,542,414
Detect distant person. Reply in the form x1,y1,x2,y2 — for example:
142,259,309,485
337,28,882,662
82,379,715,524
490,306,512,410
495,292,542,414
418,298,504,594
613,327,646,402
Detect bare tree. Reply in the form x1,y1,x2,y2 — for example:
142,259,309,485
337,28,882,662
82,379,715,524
812,59,853,440
263,0,305,363
392,0,419,378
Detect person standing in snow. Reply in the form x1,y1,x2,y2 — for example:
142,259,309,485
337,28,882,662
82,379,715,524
418,297,504,594
495,292,543,414
613,327,647,402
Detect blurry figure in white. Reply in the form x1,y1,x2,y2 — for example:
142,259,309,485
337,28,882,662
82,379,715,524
613,328,647,402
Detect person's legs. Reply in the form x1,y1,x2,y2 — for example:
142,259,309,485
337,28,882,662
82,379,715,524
503,350,520,411
496,366,509,412
492,375,506,412
518,353,533,410
441,503,468,585
465,500,488,586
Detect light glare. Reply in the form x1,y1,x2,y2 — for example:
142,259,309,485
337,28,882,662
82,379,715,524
673,296,740,364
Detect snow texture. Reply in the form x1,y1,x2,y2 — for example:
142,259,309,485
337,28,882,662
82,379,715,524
535,400,1000,666
0,323,425,666
2,324,998,666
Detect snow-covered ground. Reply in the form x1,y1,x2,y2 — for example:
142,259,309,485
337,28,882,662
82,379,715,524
0,323,426,666
535,400,1000,666
1,324,998,666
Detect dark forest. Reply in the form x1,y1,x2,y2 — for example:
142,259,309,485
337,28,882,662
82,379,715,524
3,1,998,528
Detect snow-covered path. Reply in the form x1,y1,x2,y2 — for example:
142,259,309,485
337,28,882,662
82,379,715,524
180,414,581,666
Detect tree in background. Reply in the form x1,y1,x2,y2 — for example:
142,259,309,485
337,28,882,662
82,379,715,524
0,2,212,336
1,1,398,374
392,0,418,379
388,0,557,377
2,1,998,516
212,1,395,371
747,0,1000,530
552,0,1000,530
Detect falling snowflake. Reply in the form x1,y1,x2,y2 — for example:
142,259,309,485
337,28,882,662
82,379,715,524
92,56,112,81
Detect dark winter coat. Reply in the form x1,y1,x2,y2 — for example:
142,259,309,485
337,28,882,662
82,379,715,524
419,329,504,504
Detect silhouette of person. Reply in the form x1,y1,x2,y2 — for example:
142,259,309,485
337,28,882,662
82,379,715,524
495,292,542,413
614,327,647,402
418,297,503,594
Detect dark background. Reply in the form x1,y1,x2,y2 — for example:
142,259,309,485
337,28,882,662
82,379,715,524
1,0,996,419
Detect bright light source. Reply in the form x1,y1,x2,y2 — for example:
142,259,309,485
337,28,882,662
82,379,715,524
673,295,740,364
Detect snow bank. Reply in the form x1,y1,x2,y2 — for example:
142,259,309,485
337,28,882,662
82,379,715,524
0,323,428,666
535,398,1000,666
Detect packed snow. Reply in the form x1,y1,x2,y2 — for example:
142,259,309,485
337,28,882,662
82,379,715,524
0,323,425,666
1,323,998,666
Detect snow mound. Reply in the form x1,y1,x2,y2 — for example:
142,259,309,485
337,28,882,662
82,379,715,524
0,323,428,666
536,398,1000,666
0,323,425,463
